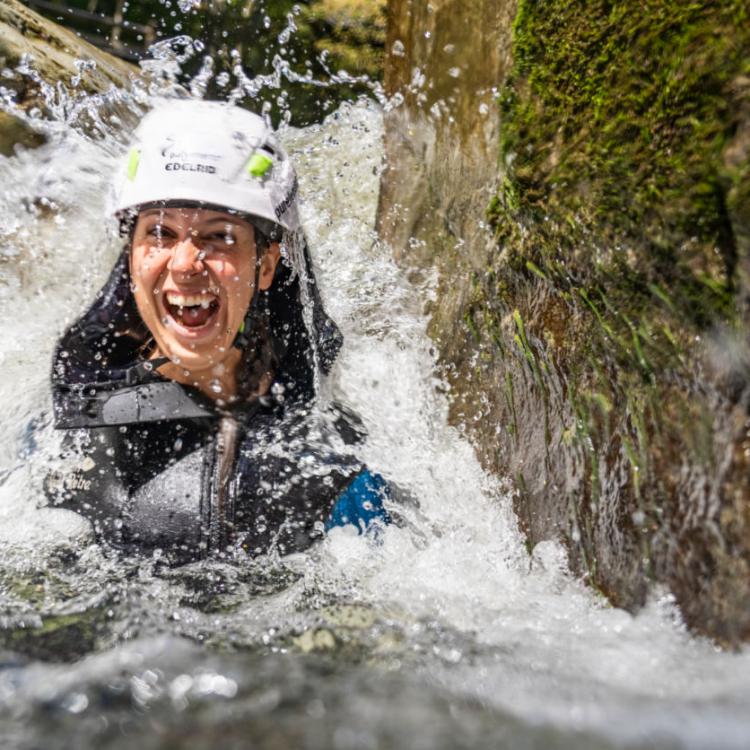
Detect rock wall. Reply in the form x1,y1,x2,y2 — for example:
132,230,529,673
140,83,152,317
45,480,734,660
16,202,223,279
379,0,750,644
0,0,136,155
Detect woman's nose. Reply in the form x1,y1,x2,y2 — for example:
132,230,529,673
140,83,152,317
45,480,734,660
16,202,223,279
168,238,204,276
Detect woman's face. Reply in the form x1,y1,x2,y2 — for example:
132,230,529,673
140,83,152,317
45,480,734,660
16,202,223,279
130,207,279,374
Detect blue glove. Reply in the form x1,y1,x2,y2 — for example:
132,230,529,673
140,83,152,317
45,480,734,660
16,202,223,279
326,470,392,533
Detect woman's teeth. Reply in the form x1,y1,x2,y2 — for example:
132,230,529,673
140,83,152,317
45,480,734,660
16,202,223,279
165,291,217,308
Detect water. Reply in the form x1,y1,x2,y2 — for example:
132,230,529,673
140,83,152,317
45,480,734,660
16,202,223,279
0,51,750,750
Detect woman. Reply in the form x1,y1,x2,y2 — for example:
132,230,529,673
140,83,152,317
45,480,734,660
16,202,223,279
46,99,391,561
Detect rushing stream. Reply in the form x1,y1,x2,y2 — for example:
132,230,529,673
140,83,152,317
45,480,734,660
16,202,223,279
0,41,749,750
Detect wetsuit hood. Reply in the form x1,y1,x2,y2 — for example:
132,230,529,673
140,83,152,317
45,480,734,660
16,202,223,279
52,235,342,428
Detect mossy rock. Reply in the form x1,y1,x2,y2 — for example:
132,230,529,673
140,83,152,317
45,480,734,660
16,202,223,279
480,0,750,643
0,610,107,662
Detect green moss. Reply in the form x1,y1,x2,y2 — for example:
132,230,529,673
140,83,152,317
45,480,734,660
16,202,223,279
489,0,750,431
493,0,749,312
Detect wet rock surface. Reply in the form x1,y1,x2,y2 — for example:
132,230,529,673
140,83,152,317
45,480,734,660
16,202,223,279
378,0,750,644
0,0,135,154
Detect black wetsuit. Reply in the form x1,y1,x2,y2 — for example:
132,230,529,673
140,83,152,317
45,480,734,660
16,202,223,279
46,249,390,561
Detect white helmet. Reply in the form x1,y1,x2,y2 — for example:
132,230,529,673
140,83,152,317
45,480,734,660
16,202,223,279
112,99,301,235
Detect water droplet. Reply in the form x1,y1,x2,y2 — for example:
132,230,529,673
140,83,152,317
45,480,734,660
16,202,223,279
62,693,89,714
209,379,222,393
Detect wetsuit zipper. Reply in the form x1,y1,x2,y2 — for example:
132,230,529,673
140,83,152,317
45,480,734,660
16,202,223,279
202,416,240,555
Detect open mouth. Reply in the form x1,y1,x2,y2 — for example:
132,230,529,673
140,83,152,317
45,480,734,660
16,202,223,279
164,291,220,329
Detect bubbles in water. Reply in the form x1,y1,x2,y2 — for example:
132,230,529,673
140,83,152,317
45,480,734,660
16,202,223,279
177,0,200,13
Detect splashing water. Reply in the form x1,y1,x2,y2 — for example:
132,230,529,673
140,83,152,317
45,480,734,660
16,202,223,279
0,39,749,750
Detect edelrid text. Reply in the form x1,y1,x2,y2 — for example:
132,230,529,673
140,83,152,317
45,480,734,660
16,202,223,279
165,162,217,174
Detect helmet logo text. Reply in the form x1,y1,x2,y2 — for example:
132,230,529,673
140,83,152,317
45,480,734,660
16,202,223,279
165,163,217,174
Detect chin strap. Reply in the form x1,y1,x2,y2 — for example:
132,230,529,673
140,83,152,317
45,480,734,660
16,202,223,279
233,230,268,350
233,260,262,351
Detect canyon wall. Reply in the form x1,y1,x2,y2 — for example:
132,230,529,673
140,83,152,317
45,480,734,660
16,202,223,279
379,0,750,644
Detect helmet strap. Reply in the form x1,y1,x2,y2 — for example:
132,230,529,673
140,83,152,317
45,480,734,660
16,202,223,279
233,228,269,350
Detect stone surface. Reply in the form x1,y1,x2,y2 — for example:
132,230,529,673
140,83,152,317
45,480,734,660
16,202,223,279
0,0,136,154
379,0,750,644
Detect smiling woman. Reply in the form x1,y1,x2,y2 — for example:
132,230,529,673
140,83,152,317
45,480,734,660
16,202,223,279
130,207,280,399
45,99,392,560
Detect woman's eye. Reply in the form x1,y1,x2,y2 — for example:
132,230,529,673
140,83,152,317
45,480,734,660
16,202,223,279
205,233,236,246
146,225,175,240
